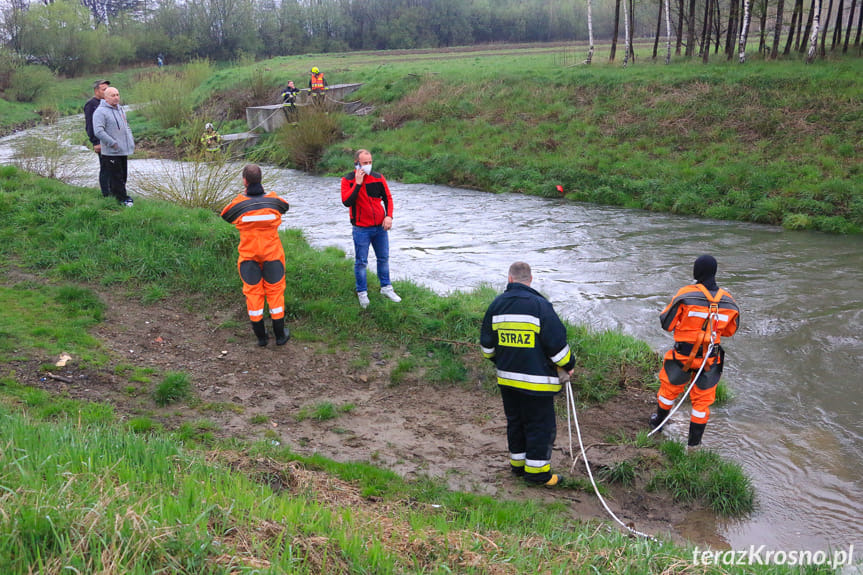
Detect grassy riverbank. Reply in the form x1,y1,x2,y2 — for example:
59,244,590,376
200,46,862,233
0,167,810,573
2,45,861,232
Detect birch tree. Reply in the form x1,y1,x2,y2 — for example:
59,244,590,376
806,0,822,61
622,0,632,66
738,0,752,62
585,0,595,64
664,0,673,62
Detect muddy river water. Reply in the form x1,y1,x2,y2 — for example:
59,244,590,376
1,122,861,565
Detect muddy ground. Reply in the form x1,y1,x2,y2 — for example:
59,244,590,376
17,286,728,549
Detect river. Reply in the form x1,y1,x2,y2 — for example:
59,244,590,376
1,121,861,567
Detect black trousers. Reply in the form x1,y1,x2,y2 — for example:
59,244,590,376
500,385,556,483
102,155,130,202
96,152,110,197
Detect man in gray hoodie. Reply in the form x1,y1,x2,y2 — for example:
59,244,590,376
93,86,135,206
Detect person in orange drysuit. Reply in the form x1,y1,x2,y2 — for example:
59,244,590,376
221,164,291,346
649,255,740,448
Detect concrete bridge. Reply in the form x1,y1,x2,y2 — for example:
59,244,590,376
245,83,363,133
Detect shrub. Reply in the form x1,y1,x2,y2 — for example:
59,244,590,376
276,108,342,172
8,65,55,103
153,372,192,406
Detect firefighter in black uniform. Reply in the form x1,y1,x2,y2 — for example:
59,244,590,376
480,261,575,486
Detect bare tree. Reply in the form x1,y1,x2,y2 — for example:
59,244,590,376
784,0,802,53
676,0,685,53
686,0,697,55
820,0,834,55
653,0,663,59
610,0,621,61
843,0,858,52
772,0,786,57
726,0,741,58
831,0,844,48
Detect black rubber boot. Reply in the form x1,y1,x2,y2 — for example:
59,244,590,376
273,318,290,345
649,407,671,430
687,421,707,447
251,320,269,347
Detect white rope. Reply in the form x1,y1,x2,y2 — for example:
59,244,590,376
647,340,715,438
565,380,658,541
246,107,289,133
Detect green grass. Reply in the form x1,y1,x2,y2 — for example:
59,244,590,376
153,371,193,406
0,408,806,574
296,401,355,422
649,440,755,516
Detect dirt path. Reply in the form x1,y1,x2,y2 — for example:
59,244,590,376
21,286,726,548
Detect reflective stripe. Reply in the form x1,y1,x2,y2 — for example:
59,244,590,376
510,452,526,461
525,459,551,473
269,307,283,314
691,408,707,418
550,344,571,365
481,345,495,355
688,310,729,322
492,314,540,332
248,309,264,317
658,395,675,406
497,376,562,393
241,214,278,222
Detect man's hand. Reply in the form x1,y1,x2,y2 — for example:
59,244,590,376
94,144,101,154
382,216,393,231
355,167,364,185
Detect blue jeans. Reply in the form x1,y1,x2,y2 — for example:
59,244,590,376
352,225,390,293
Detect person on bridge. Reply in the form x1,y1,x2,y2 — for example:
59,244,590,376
221,164,291,347
649,254,740,449
480,261,575,487
309,67,327,106
200,123,222,154
340,149,401,309
281,80,300,108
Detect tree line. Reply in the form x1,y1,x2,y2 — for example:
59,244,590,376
0,0,860,78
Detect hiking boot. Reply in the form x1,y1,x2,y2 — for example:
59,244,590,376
380,285,401,302
357,291,370,309
510,465,525,477
123,198,134,207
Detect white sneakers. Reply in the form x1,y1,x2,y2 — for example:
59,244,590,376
380,285,402,302
358,286,401,308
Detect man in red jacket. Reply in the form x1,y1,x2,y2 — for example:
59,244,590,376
340,149,401,309
221,165,291,346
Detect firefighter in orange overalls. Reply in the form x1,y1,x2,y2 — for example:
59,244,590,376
221,164,291,346
649,255,740,448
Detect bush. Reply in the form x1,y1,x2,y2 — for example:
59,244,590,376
7,65,55,103
0,47,20,92
276,108,342,172
153,372,192,406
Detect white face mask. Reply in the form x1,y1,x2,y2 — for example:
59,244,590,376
361,164,372,175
